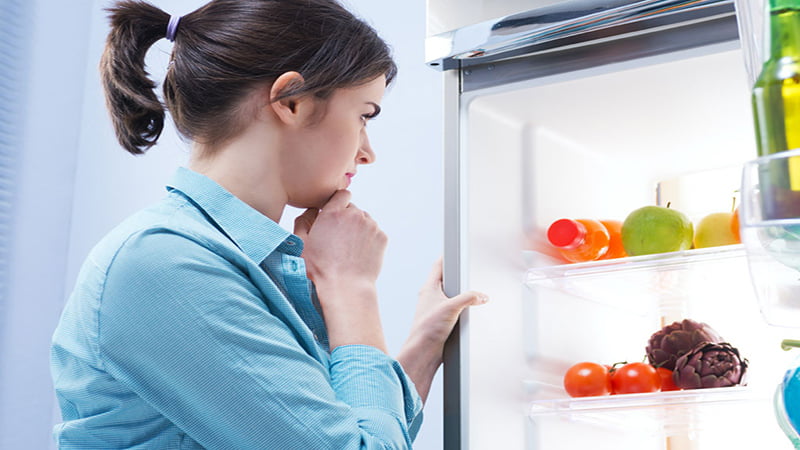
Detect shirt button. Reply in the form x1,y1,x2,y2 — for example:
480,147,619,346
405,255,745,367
290,261,298,271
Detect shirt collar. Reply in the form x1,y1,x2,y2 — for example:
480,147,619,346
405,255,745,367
166,166,304,262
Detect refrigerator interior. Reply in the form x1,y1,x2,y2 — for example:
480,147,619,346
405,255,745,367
460,43,799,449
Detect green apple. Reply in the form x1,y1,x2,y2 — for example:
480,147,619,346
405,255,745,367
622,206,694,256
694,212,739,248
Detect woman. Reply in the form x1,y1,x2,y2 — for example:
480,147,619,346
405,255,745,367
50,0,486,448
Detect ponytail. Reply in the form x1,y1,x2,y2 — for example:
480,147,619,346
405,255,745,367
100,1,170,155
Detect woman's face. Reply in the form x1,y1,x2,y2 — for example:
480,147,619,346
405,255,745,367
281,76,386,209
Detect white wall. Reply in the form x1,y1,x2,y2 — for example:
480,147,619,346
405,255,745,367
0,1,93,449
3,0,446,448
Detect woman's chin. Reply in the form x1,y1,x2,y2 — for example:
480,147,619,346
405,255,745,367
288,192,336,210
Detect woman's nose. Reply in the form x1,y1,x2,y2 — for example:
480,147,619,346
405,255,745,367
358,133,376,164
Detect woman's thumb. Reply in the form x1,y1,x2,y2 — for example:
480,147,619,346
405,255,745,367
294,208,319,239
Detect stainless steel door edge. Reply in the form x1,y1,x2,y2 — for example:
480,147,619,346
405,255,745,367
425,0,734,71
441,68,469,450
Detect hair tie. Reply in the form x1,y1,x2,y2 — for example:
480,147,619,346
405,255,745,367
166,15,181,42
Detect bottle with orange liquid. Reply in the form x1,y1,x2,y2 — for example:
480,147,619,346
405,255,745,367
546,218,627,263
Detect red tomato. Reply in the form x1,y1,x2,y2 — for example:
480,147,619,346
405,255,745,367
563,362,612,397
656,367,680,391
611,362,661,394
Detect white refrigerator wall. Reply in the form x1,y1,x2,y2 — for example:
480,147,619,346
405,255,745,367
3,0,447,448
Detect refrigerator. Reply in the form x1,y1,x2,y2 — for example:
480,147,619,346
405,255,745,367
425,0,799,448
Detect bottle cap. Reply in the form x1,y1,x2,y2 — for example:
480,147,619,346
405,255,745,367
547,219,587,249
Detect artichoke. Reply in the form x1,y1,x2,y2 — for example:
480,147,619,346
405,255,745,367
673,342,748,389
646,319,723,371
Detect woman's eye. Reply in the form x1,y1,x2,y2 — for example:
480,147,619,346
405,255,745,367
361,109,380,123
361,105,381,126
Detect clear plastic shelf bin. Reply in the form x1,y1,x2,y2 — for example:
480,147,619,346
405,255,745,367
527,386,770,436
523,245,748,318
525,245,746,282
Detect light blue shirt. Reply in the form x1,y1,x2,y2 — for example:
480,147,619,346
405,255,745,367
50,167,423,449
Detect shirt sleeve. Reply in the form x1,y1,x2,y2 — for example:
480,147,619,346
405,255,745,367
97,228,423,449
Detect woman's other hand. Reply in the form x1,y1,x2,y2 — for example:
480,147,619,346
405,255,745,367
397,258,488,402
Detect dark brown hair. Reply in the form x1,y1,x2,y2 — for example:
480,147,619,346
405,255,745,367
100,0,397,155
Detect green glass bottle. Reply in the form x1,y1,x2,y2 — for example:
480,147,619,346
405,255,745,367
752,0,800,219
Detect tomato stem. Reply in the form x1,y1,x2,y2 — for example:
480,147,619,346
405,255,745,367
608,361,628,373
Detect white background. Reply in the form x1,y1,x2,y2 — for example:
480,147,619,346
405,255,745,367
1,0,447,448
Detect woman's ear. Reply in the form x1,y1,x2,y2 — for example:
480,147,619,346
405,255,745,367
269,71,312,127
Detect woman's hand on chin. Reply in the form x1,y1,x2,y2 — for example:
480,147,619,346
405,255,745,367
294,189,389,352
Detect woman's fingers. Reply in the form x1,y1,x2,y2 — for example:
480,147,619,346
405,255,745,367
322,189,352,211
425,257,444,288
449,290,489,310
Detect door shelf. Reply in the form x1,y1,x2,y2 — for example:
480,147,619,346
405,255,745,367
528,386,770,435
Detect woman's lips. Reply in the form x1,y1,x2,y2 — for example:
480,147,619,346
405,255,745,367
345,173,354,187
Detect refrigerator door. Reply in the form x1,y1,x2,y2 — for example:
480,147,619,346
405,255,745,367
436,1,797,449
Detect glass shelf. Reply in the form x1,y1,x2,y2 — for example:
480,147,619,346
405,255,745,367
529,385,760,415
526,244,745,282
523,245,749,317
528,386,770,435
